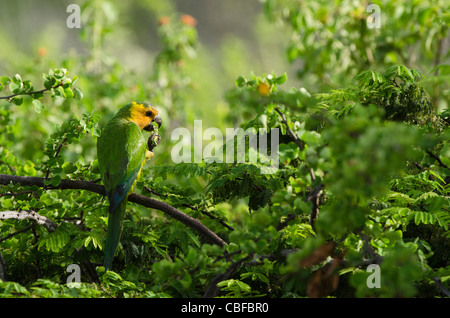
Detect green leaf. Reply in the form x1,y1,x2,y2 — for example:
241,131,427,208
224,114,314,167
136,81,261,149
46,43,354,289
93,128,101,137
2,282,29,296
300,130,322,145
9,81,23,94
53,68,67,80
44,76,56,89
62,162,77,174
235,76,246,87
64,87,74,99
38,230,70,253
73,88,83,100
400,65,414,81
44,175,62,187
22,80,32,92
414,211,422,225
287,44,299,62
275,73,287,85
12,74,22,83
33,99,44,113
2,198,12,209
279,142,299,162
0,76,11,85
56,86,66,98
186,231,201,248
32,91,44,99
10,96,23,105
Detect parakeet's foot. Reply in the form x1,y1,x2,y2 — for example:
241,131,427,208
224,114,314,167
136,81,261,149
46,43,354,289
146,150,154,160
148,133,161,151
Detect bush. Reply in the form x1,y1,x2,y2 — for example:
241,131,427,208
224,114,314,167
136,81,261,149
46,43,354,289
0,0,449,298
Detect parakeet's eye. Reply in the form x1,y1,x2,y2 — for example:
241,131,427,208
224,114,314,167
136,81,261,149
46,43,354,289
146,111,153,117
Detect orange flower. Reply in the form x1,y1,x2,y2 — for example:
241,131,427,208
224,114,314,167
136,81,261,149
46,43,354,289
257,82,271,96
158,16,170,25
180,14,197,27
38,47,47,57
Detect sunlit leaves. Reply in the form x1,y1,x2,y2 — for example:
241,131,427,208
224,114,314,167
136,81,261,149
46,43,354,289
0,0,449,299
0,68,82,112
37,112,100,181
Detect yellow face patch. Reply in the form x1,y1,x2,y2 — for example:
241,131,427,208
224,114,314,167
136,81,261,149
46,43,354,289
129,102,159,130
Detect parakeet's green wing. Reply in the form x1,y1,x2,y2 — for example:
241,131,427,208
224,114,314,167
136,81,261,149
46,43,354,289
98,121,146,213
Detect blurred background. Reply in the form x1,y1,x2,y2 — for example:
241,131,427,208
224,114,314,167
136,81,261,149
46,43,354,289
0,0,296,164
0,0,294,117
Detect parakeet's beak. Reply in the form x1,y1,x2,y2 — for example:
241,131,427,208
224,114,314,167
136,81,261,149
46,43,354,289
144,114,162,131
153,114,162,128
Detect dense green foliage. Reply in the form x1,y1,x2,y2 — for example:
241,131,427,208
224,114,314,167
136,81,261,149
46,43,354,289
0,0,449,298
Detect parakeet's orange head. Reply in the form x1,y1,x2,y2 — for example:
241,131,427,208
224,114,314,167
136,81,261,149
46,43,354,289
128,101,162,131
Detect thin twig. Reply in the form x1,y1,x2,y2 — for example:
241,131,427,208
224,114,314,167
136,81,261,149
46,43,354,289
45,137,68,180
308,187,323,232
0,83,63,100
275,107,324,230
0,224,33,243
203,253,254,298
426,151,449,170
0,190,34,198
182,203,235,231
275,107,305,150
144,186,235,231
276,214,297,231
143,186,164,197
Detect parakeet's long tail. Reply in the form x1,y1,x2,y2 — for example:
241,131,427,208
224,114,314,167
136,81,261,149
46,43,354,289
104,199,127,271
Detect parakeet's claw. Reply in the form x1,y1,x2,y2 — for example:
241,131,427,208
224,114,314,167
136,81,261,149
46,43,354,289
148,133,161,151
145,150,154,160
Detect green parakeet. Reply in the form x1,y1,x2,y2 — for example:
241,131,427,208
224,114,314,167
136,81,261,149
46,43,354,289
97,101,161,270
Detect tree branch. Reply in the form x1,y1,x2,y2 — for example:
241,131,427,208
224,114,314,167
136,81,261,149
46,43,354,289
0,173,227,248
143,186,235,231
275,107,305,150
308,187,323,232
203,253,253,298
0,252,6,281
275,108,324,230
307,169,323,231
45,137,68,180
0,224,33,243
0,83,63,101
433,277,450,297
0,210,57,232
426,151,450,170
